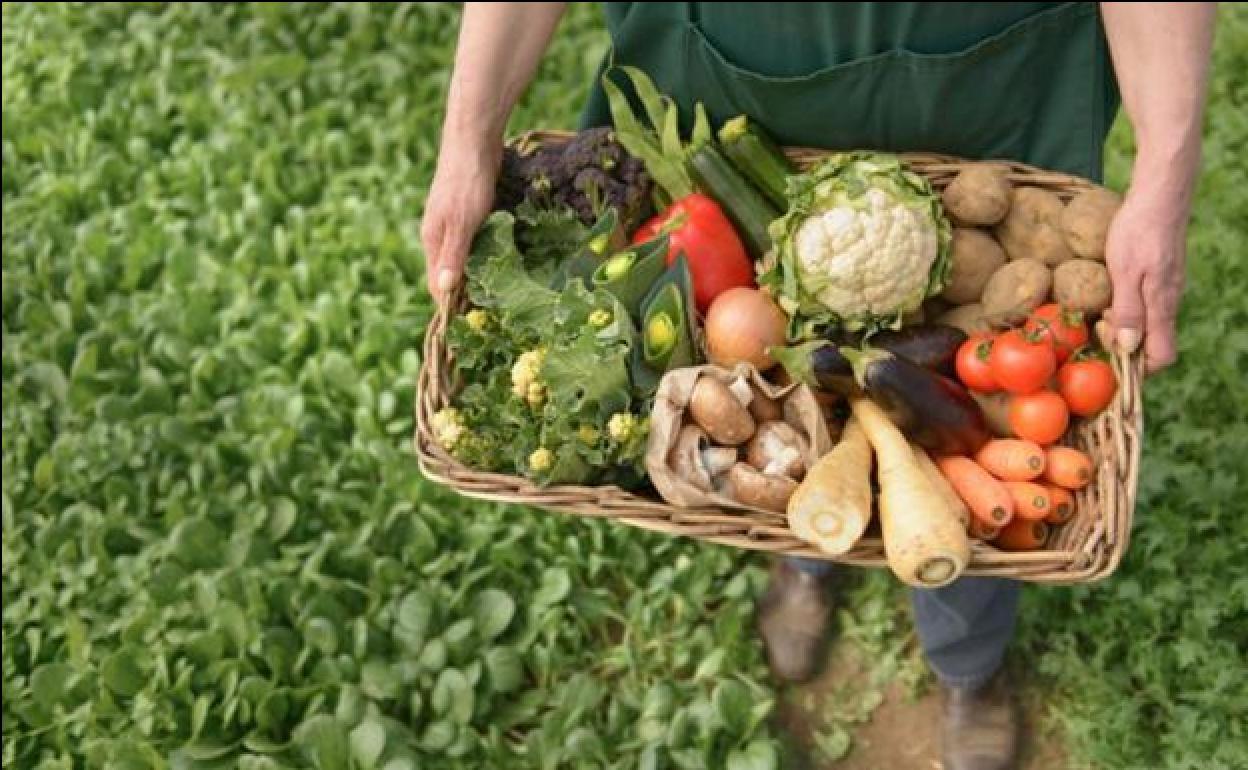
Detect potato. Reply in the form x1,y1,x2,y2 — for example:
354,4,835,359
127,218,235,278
1062,188,1122,260
941,228,1007,304
993,187,1073,266
1053,259,1112,314
980,258,1051,323
942,164,1012,226
936,302,993,336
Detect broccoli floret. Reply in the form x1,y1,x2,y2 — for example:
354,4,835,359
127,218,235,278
491,127,654,232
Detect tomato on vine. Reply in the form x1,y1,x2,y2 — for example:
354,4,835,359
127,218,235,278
1058,354,1117,417
989,329,1057,395
956,334,1000,393
1024,304,1089,364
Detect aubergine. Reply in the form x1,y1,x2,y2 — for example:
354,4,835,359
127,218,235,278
843,348,990,455
776,341,854,389
828,324,968,378
868,325,967,378
770,341,990,455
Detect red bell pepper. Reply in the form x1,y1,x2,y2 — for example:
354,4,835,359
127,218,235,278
632,193,756,315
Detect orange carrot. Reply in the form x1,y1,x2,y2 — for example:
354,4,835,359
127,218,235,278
974,439,1046,481
1044,484,1075,525
1004,481,1051,521
935,456,1015,528
968,518,1001,541
1044,447,1093,490
993,518,1050,551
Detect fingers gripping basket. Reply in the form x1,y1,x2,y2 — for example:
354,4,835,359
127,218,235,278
415,130,1145,585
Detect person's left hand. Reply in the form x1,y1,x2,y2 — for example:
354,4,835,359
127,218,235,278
1103,189,1191,374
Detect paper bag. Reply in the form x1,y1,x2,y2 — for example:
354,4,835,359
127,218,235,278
645,362,834,515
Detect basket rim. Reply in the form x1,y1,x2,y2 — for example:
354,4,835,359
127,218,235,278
415,135,1145,585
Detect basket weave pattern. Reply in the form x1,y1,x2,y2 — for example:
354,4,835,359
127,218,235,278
416,130,1144,584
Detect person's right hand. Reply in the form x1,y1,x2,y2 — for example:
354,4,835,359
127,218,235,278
421,139,500,302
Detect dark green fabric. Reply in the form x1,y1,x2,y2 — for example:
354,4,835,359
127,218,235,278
580,2,1120,180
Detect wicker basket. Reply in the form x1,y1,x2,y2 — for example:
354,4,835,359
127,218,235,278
415,130,1144,585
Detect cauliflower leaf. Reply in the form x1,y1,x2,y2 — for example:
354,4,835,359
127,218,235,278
448,211,648,488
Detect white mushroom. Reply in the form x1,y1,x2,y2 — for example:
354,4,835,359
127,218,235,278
747,421,808,480
670,425,713,492
670,424,741,492
700,447,739,478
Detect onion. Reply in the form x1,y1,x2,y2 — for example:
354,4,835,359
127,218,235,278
704,288,788,372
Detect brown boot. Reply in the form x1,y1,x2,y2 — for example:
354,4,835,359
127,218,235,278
941,669,1020,770
756,560,832,683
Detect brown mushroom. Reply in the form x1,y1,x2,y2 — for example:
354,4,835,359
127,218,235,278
728,463,797,513
748,384,784,423
746,421,808,480
688,376,756,446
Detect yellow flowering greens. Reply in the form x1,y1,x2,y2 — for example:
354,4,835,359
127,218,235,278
446,212,650,487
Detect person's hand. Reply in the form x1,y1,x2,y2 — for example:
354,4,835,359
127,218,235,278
421,139,500,302
1104,188,1190,374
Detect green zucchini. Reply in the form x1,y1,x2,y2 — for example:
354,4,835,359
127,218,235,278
688,142,779,259
718,115,794,210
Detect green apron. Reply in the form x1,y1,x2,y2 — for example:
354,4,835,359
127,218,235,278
581,2,1120,181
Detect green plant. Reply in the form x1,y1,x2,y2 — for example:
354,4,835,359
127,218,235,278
2,4,779,768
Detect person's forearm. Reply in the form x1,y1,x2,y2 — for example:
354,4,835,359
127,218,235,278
1098,3,1216,370
443,2,568,149
1101,3,1215,217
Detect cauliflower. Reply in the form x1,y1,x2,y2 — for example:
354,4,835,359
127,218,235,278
764,152,951,333
511,348,546,399
430,407,466,451
588,308,612,328
528,447,554,472
577,424,600,444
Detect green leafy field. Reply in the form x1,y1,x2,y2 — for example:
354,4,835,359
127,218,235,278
3,4,1244,769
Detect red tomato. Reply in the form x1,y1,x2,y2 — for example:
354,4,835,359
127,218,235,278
989,329,1057,395
1058,358,1118,417
956,335,1000,393
1008,390,1070,445
632,193,756,315
1024,304,1089,364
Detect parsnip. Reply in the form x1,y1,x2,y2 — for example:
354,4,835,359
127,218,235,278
913,445,971,529
787,417,874,555
850,397,970,588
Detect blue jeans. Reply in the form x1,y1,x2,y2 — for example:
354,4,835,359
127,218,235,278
785,557,1020,690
